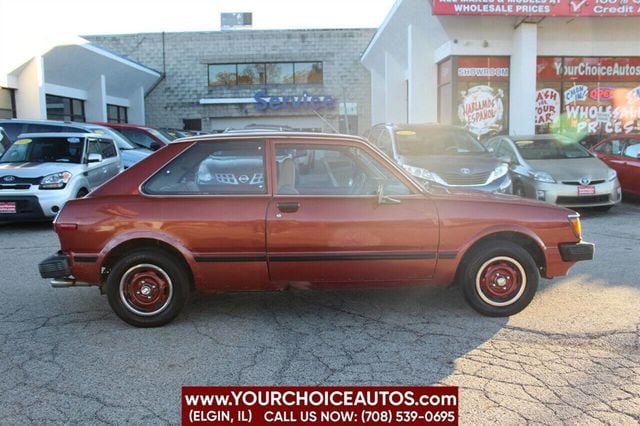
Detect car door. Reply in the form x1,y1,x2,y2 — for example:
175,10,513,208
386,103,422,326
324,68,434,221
266,139,439,285
621,139,640,195
97,138,122,182
84,138,105,189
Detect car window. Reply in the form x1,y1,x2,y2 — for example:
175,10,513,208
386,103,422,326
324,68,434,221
594,139,623,156
99,139,117,158
0,122,26,141
275,144,410,196
514,137,591,160
623,140,640,159
87,139,101,156
119,129,158,150
143,141,266,195
395,128,486,156
496,140,516,162
375,128,394,157
0,136,84,163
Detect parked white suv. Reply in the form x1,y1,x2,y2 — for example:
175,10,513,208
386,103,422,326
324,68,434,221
0,133,121,221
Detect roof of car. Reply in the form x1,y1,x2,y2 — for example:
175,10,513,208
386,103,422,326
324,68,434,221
176,131,367,144
18,132,110,139
386,123,470,132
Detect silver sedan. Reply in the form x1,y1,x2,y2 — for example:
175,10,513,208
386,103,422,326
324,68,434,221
483,134,621,210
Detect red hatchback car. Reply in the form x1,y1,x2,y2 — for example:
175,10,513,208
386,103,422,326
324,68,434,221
92,122,171,151
39,132,593,327
591,134,640,197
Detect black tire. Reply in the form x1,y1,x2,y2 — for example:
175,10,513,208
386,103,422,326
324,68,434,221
76,188,89,198
458,241,538,317
106,250,190,327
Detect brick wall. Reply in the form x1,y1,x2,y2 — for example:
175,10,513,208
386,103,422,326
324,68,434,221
87,29,375,134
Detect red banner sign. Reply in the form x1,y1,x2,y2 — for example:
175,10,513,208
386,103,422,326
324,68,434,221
537,57,640,82
182,386,459,425
433,0,640,17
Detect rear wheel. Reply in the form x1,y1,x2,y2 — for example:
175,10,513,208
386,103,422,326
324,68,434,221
458,241,538,317
106,250,189,327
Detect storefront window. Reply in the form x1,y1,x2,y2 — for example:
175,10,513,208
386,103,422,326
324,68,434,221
238,64,266,85
439,56,510,138
266,63,294,84
0,87,16,119
208,64,237,86
46,94,85,122
536,57,640,136
107,104,128,123
293,62,323,84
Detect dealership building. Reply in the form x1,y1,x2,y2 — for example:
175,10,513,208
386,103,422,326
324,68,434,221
87,29,375,134
361,0,640,138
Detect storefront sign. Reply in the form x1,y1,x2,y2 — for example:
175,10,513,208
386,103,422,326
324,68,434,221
458,85,504,136
456,57,509,81
537,57,640,82
254,90,335,112
535,88,560,126
433,0,640,17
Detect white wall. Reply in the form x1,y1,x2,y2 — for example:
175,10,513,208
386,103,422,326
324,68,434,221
15,57,46,119
85,75,107,122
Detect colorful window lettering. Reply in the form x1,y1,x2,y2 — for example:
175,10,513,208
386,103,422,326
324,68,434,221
536,57,640,136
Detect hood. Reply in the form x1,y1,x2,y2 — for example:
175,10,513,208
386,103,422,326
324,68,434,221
0,162,85,179
528,157,610,181
397,154,501,175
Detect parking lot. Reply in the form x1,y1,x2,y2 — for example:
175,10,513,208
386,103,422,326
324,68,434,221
0,200,639,425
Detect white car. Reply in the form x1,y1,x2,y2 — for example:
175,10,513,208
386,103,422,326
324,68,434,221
0,132,121,221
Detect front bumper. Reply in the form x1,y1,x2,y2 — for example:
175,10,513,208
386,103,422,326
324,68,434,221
534,180,621,207
559,242,595,262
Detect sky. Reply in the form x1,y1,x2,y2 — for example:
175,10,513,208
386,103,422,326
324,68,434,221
1,0,397,36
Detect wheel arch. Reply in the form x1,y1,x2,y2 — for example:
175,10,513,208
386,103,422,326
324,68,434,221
101,238,195,290
456,231,546,282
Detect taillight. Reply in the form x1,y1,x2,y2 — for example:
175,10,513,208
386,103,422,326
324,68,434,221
568,214,582,240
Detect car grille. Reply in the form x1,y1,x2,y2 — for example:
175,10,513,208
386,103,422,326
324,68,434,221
438,171,491,186
556,195,610,205
0,184,31,190
562,180,605,185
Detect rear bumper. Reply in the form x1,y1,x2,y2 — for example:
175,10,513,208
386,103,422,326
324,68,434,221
39,252,71,278
559,242,595,262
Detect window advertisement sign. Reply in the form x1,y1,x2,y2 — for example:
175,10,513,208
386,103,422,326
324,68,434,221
536,57,640,135
455,57,509,137
432,0,640,17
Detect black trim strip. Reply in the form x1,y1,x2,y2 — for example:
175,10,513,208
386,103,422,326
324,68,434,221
195,255,267,263
269,252,436,262
73,256,98,263
438,251,458,260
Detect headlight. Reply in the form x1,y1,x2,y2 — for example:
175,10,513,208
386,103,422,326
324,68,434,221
40,171,72,189
531,171,556,183
401,164,446,185
607,168,617,182
488,163,509,182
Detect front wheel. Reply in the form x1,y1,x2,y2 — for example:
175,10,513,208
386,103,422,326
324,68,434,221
106,250,190,327
458,241,538,317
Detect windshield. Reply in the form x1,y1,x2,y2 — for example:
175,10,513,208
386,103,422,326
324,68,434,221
147,128,172,144
395,128,487,156
514,137,592,160
0,136,84,163
87,126,137,150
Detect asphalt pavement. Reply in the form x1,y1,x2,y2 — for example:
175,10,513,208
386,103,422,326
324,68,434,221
0,199,638,424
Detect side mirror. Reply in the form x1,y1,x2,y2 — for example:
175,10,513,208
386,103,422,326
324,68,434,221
88,153,103,163
377,183,401,205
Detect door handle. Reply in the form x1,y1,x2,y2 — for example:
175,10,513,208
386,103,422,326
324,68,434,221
277,202,300,213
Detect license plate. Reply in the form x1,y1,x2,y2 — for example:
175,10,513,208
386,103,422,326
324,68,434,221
0,201,16,214
577,185,596,196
